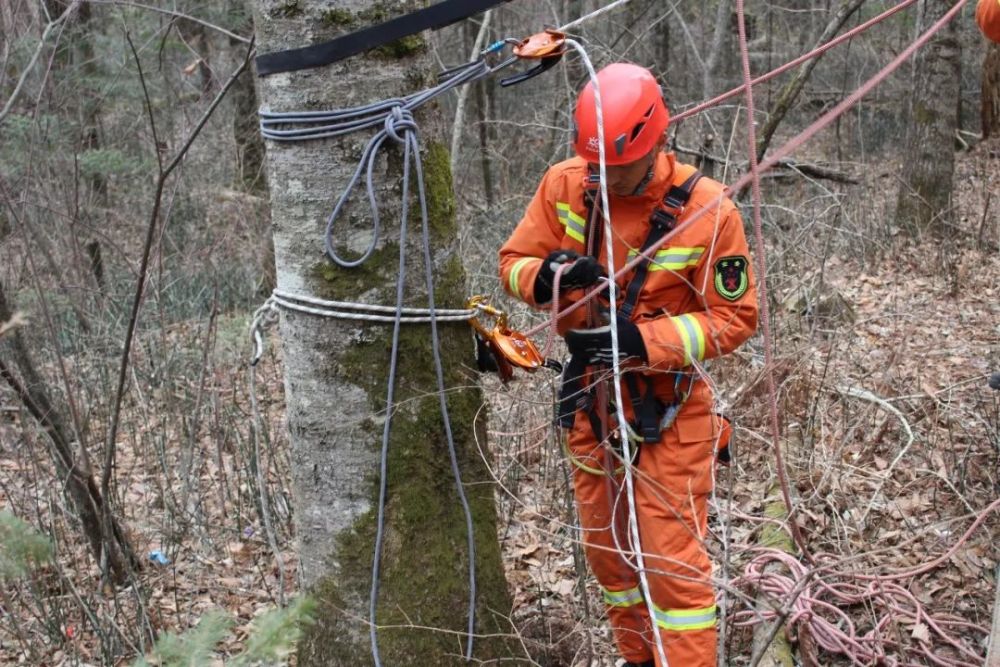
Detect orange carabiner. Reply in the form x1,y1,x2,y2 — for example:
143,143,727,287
467,296,544,382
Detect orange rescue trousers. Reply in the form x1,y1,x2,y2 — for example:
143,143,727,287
566,407,724,667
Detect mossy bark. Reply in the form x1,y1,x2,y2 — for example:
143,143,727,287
250,2,513,664
751,483,796,667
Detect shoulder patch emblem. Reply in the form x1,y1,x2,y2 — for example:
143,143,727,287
714,256,749,301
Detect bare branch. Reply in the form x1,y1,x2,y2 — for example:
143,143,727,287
101,35,257,510
88,0,252,44
0,0,81,126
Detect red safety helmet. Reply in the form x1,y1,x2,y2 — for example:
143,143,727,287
572,63,669,165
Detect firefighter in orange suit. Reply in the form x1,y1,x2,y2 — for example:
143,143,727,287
979,0,1000,42
498,63,758,667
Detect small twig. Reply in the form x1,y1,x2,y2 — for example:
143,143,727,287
987,564,1000,667
102,33,256,513
0,1,81,126
249,363,286,606
747,571,816,667
978,189,992,251
835,386,915,524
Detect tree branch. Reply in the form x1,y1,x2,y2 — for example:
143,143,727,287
88,0,251,44
755,0,867,161
101,35,256,503
0,0,81,126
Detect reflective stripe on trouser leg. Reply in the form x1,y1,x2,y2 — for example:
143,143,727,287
567,410,652,664
633,416,718,667
634,487,717,666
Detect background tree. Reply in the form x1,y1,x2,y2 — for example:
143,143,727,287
895,0,962,235
983,41,1000,137
248,1,512,663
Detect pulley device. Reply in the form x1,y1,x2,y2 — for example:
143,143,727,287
499,29,567,87
467,296,548,383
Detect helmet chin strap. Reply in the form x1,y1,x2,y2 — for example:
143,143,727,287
585,159,656,197
631,162,656,196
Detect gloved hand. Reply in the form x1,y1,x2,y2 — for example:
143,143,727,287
564,316,648,365
533,249,606,303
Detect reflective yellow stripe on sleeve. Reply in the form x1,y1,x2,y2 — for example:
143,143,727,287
555,202,586,244
670,313,705,365
627,246,705,271
508,257,536,300
601,585,644,608
652,604,716,632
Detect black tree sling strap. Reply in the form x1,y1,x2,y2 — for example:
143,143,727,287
557,170,704,445
255,0,513,76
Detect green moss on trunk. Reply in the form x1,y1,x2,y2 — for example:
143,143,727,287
297,127,513,666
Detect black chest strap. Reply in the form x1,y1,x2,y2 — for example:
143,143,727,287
618,170,702,319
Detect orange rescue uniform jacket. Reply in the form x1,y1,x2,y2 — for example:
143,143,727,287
499,152,759,415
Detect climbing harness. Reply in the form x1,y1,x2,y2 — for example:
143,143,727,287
558,170,704,445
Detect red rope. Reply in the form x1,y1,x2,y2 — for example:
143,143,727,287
673,0,920,124
734,0,810,561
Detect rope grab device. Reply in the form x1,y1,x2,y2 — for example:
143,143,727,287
466,296,550,383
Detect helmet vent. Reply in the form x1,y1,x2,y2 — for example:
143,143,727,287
614,133,627,156
629,121,646,142
642,104,655,119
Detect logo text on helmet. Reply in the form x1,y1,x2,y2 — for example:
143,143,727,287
586,136,600,152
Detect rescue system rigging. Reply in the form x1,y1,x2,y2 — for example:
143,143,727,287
248,0,993,664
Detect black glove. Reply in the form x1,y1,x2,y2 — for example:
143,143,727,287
533,249,606,303
564,316,648,365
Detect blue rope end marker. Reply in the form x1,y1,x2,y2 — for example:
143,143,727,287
148,550,170,566
482,39,507,55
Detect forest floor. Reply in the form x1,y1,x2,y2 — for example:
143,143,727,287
0,142,998,666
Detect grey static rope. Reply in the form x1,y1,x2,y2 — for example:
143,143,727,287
260,59,494,268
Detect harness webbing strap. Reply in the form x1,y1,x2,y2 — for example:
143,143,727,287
255,0,511,76
619,171,702,319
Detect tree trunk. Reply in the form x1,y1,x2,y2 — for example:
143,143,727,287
249,2,512,665
895,0,961,236
983,41,1000,139
755,0,867,161
0,282,137,583
228,0,273,291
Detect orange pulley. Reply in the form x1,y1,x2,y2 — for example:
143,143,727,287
467,296,544,382
499,29,566,88
512,29,566,59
